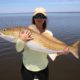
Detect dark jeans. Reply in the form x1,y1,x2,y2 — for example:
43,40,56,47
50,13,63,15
21,64,49,80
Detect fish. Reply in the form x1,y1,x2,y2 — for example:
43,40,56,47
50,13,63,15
0,25,79,60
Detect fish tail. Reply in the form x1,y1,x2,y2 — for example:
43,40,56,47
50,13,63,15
70,41,80,59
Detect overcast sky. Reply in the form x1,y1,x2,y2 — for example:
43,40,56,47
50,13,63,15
0,0,80,13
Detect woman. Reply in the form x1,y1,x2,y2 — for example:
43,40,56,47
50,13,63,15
16,7,69,80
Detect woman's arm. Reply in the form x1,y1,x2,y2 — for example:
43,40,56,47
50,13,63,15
16,39,25,52
16,28,33,52
44,30,69,61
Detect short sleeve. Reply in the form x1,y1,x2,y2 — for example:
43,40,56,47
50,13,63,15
16,39,25,52
44,30,53,36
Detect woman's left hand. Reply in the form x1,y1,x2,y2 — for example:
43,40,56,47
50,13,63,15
57,46,70,56
63,46,70,55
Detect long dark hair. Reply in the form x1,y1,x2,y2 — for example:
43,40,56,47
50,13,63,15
32,13,47,31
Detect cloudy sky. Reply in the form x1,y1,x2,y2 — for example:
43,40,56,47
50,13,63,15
0,0,80,13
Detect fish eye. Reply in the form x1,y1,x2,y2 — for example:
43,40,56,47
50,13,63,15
2,28,6,31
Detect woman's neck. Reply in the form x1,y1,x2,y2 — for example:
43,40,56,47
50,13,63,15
36,25,44,33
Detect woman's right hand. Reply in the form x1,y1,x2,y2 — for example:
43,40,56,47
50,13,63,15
19,29,33,42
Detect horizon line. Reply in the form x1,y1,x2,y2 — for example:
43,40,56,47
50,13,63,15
0,11,80,14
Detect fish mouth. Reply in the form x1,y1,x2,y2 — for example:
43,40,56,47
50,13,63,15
0,32,4,35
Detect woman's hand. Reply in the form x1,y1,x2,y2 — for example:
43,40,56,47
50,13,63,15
63,46,70,55
19,29,33,42
57,46,70,56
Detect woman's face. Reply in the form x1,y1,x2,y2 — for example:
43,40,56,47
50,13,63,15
34,18,46,26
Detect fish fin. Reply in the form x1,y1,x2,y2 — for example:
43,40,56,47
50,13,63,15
70,41,80,59
72,41,80,47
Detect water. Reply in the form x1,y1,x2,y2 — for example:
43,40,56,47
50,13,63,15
0,12,80,80
0,12,80,44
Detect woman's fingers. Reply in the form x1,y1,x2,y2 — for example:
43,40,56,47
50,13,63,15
63,46,70,54
24,29,31,37
19,29,33,41
27,37,33,41
25,30,31,35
